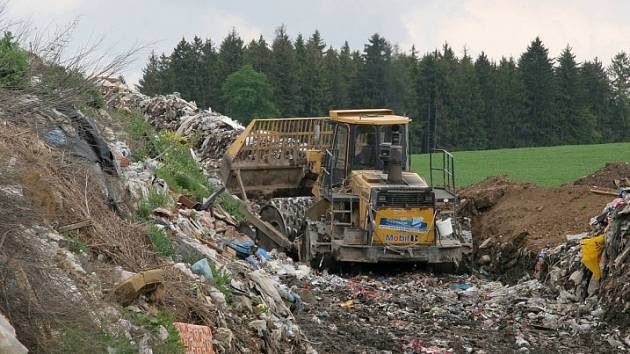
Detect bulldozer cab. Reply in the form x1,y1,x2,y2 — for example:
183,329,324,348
322,109,410,190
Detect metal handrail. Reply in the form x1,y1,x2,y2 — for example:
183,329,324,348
429,148,456,191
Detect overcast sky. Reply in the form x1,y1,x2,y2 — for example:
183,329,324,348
7,0,630,85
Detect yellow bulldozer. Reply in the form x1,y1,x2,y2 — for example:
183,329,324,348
222,109,471,265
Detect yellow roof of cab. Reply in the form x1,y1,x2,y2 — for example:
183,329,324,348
329,109,411,125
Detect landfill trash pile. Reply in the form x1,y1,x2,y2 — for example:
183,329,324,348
99,77,244,171
1,85,308,353
105,144,314,353
278,269,626,353
99,76,148,112
176,110,244,170
536,188,630,326
140,93,198,130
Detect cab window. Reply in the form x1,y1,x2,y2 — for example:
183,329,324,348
352,125,378,170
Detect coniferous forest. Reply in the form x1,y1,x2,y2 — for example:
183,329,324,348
138,26,630,152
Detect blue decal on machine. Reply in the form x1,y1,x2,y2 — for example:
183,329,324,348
379,217,428,232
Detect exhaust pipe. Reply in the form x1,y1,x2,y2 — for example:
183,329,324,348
387,125,403,184
388,145,403,184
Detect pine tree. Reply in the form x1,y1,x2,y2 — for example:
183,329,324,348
385,46,417,116
157,53,173,93
608,51,630,140
294,34,307,115
302,30,326,115
169,38,197,100
581,58,611,141
518,37,558,146
359,33,392,107
474,52,498,148
200,39,219,109
412,51,440,153
189,36,205,106
434,44,458,149
495,57,527,147
137,51,161,96
321,46,340,111
268,25,300,116
448,52,485,150
216,29,244,110
244,35,272,74
337,43,359,108
555,46,597,143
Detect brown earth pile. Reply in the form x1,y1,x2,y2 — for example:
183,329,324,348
574,162,630,189
459,176,611,281
460,176,611,251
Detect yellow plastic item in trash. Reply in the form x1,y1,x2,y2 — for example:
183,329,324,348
580,234,605,280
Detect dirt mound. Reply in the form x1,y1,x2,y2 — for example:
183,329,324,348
461,176,610,251
573,162,630,189
460,176,611,281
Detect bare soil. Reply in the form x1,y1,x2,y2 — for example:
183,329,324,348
573,162,630,189
459,176,611,252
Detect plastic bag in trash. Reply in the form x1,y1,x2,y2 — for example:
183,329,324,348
191,258,214,281
45,128,67,146
580,234,605,280
228,239,255,258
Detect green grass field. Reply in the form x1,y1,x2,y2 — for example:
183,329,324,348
411,142,630,187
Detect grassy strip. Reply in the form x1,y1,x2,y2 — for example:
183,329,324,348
411,142,630,187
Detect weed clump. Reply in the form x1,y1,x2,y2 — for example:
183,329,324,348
148,224,174,257
137,187,173,220
154,131,212,201
127,310,185,354
210,262,232,301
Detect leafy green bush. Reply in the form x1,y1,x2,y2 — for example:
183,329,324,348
147,225,174,257
137,187,173,220
0,32,29,89
222,64,279,124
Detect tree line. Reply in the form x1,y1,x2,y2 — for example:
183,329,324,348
138,26,630,152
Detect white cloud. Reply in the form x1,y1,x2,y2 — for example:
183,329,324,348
200,10,263,44
402,0,630,63
8,0,82,18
